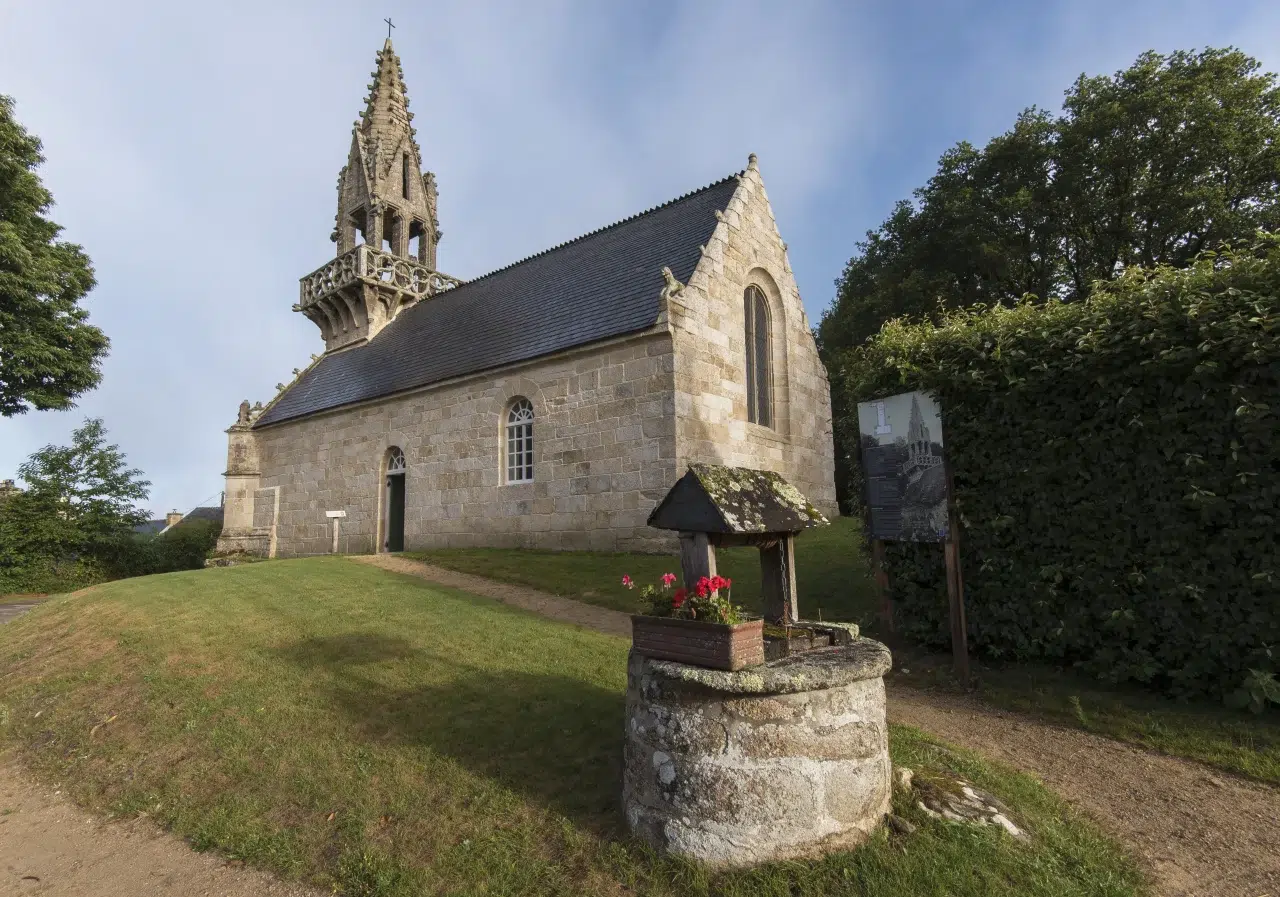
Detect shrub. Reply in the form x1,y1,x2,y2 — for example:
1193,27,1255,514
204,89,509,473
834,237,1280,699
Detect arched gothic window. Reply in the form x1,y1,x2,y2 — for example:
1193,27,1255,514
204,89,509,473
506,399,534,483
744,285,772,427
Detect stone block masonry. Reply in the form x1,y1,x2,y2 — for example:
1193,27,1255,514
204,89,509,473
670,157,838,518
252,331,681,555
623,641,893,867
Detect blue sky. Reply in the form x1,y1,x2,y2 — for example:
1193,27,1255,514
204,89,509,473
1,0,1277,517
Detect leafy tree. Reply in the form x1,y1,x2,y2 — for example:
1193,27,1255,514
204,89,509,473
0,94,108,416
0,418,150,574
820,48,1280,509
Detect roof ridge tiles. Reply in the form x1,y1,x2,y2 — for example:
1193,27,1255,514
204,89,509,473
459,170,744,285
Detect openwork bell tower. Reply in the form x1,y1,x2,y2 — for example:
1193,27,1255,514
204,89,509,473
295,38,460,352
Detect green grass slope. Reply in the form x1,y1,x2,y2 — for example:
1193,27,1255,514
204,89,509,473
0,559,1143,896
412,517,1280,787
409,516,879,624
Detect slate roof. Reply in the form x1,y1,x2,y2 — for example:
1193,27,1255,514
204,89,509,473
134,519,166,536
158,506,225,535
183,506,225,525
255,173,742,427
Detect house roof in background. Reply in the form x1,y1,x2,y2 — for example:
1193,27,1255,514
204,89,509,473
254,173,741,427
157,506,225,535
182,506,224,523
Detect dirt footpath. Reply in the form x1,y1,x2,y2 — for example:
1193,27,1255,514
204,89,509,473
0,759,324,897
352,553,634,637
889,689,1280,897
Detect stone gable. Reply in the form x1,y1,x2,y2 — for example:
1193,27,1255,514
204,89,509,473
667,158,838,518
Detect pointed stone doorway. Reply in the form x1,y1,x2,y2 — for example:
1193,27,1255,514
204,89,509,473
384,447,406,552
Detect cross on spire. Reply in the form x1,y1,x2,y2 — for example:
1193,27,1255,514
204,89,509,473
384,17,394,39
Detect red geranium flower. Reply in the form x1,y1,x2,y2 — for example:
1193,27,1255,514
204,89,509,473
672,588,687,608
694,576,711,598
621,575,634,589
661,572,677,587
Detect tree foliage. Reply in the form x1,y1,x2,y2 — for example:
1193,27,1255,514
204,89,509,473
818,48,1280,510
0,418,150,589
821,48,1280,352
834,237,1280,699
0,94,108,416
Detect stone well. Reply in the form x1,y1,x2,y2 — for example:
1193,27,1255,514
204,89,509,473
623,639,893,867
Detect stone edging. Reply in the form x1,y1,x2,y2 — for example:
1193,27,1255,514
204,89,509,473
643,638,892,695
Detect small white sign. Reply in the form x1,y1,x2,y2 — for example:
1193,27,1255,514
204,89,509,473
325,510,347,518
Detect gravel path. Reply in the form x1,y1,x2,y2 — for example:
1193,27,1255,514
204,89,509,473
889,689,1280,897
0,599,45,626
357,554,1280,897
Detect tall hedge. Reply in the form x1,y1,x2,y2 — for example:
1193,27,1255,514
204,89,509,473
835,238,1280,699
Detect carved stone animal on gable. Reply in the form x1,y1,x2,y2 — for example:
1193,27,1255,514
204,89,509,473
659,266,686,304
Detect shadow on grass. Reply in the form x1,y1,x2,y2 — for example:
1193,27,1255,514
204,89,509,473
278,633,420,667
277,633,626,836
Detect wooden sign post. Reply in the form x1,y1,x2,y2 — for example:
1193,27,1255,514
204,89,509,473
942,461,969,682
857,390,969,679
871,538,894,633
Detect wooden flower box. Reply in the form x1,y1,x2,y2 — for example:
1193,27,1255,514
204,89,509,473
630,615,765,671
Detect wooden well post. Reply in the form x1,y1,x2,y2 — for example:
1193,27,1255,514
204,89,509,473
678,531,718,588
759,535,798,624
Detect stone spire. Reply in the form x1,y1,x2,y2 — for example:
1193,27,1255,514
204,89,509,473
297,37,459,354
361,37,412,143
332,37,441,269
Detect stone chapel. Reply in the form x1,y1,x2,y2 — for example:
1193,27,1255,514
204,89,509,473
216,37,837,558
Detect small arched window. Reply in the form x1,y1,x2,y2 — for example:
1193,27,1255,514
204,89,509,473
505,398,534,483
744,285,772,427
386,447,406,474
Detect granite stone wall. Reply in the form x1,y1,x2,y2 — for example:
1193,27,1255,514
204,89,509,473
669,160,838,518
250,331,680,556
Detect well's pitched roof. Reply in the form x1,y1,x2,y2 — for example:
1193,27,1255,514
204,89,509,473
647,464,829,535
256,173,740,427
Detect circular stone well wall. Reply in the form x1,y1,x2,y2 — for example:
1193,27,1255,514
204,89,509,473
623,640,893,868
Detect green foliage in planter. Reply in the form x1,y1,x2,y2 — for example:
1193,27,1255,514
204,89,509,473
833,238,1280,700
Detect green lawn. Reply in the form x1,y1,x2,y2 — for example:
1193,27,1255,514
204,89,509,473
408,516,880,624
410,525,1280,787
0,559,1143,897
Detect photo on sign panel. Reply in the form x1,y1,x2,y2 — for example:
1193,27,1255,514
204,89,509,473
855,391,949,542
